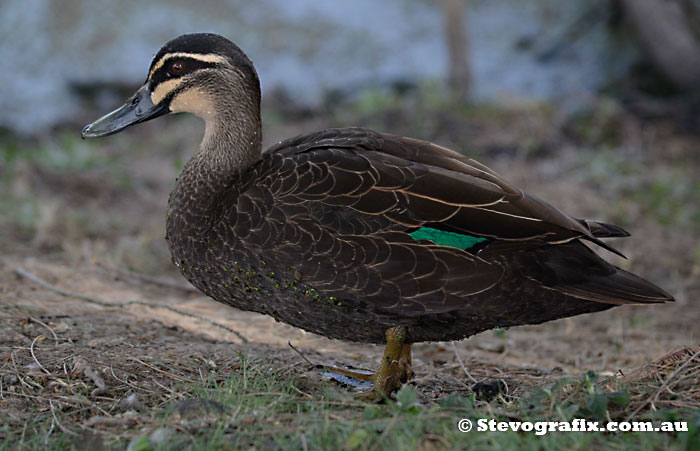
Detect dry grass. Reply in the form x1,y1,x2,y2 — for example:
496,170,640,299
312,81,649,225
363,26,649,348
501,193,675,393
621,346,700,415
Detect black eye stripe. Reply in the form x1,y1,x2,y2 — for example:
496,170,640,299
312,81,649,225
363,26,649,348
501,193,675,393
149,57,219,84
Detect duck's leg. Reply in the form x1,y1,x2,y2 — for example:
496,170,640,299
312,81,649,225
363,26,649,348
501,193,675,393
325,326,413,399
399,342,414,381
372,326,411,396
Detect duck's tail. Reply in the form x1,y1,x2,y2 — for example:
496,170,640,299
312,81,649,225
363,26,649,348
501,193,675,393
559,264,674,305
520,240,674,305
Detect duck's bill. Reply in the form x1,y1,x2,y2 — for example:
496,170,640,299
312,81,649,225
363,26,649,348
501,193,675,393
81,84,169,138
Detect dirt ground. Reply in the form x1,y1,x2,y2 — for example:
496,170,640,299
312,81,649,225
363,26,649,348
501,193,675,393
1,250,697,437
1,100,699,441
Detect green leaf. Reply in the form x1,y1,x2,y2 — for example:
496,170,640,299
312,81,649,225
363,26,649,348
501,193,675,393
583,370,599,393
126,435,152,451
362,405,385,420
606,390,630,407
345,428,370,450
586,393,609,421
438,392,474,409
396,386,419,412
557,403,580,422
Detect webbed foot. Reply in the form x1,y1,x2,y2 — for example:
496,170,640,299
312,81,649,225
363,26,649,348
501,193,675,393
323,326,414,401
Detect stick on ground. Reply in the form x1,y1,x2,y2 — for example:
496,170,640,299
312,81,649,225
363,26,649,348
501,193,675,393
14,267,248,343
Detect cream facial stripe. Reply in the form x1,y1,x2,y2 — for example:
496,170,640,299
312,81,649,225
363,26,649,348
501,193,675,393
148,52,228,79
151,78,186,105
169,88,215,119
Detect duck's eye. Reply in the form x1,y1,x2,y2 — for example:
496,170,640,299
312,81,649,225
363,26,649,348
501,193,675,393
169,61,185,76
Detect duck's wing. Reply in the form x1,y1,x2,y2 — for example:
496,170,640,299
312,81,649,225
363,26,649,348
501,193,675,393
229,128,664,316
263,127,618,249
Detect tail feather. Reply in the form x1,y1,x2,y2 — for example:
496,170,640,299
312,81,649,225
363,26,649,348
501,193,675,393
520,240,674,305
560,267,674,305
576,219,631,259
578,219,631,238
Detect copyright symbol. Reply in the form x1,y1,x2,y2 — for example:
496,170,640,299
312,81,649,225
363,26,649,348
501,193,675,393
458,419,472,432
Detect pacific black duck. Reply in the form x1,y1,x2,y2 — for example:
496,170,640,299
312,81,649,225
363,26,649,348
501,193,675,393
82,33,673,397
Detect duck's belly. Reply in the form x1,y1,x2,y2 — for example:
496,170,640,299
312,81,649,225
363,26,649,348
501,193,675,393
168,243,613,344
172,252,392,343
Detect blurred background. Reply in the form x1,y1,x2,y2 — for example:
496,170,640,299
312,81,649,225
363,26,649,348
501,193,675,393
6,0,699,132
1,0,698,343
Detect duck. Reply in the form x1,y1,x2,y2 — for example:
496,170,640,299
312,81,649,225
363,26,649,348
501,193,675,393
82,33,673,397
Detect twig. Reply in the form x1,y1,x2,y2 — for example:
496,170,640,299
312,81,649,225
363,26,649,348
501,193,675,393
109,364,156,394
287,341,316,367
30,336,51,375
151,376,187,401
29,317,58,344
1,391,80,407
14,267,247,343
15,267,93,300
129,357,195,383
624,349,700,422
93,260,200,294
44,412,55,446
83,415,147,427
290,383,314,399
10,351,34,392
49,400,77,436
451,341,478,384
154,306,248,343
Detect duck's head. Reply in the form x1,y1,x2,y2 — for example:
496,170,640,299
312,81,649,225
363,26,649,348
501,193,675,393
82,33,260,139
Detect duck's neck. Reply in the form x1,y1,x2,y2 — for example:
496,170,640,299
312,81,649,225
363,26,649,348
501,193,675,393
197,110,263,178
168,82,262,229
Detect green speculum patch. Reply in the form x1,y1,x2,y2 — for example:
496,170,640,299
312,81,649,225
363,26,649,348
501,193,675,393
409,227,487,250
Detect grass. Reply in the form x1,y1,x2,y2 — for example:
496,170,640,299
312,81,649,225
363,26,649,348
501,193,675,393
0,131,128,249
2,347,697,450
0,125,183,270
0,130,130,174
